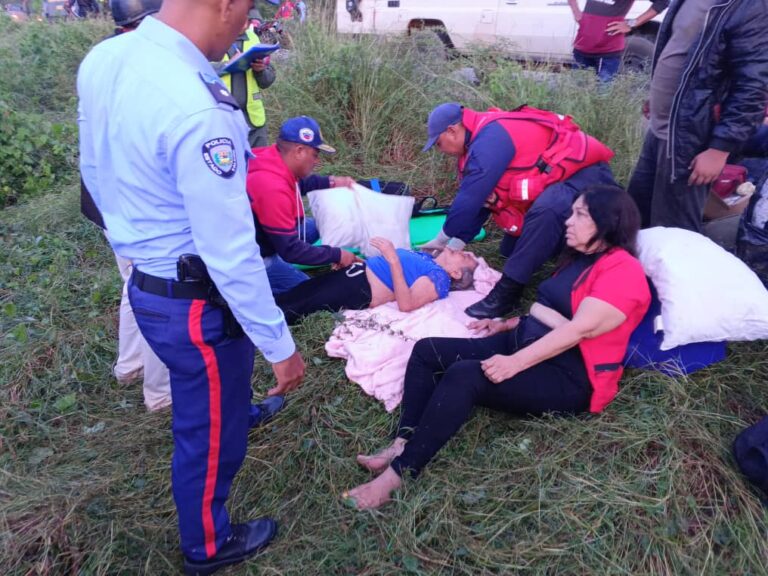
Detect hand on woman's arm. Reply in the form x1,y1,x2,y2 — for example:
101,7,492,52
468,317,520,337
481,297,627,383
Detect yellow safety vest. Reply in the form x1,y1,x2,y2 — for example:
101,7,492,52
221,29,266,128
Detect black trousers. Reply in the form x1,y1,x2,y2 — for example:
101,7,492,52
274,262,372,325
627,130,710,233
390,319,592,478
498,162,616,285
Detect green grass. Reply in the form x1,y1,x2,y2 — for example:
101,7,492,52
2,16,768,576
3,187,768,575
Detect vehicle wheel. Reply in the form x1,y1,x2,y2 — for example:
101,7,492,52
411,26,453,60
622,35,655,73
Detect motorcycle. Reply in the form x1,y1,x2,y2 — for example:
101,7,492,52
250,17,292,49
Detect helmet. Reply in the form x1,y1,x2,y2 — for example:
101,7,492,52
110,0,162,27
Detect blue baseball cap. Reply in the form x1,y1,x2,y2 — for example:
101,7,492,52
278,116,336,154
422,102,463,152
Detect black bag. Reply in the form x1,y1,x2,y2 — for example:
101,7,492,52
357,179,411,196
733,416,768,502
737,170,768,288
411,195,450,218
356,180,451,218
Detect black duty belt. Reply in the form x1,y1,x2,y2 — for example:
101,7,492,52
132,269,211,300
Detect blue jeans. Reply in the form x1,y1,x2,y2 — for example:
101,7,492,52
263,217,320,294
573,50,621,82
264,255,309,294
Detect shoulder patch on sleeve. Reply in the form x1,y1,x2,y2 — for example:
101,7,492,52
199,72,240,110
202,137,238,178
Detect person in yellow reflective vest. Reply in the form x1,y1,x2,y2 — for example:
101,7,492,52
213,15,276,148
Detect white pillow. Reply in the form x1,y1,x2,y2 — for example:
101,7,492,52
307,184,414,257
637,227,768,350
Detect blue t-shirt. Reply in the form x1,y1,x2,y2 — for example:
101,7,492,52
366,249,451,299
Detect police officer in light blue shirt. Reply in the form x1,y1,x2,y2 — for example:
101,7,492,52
77,0,305,573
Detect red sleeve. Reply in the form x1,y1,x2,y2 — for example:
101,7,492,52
586,252,650,317
246,172,340,265
247,175,296,236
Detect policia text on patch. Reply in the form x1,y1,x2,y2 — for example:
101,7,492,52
202,137,238,178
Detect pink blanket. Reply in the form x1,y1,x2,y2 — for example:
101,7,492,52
325,258,502,411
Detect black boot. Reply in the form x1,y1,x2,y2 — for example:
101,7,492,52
465,276,524,319
184,518,277,576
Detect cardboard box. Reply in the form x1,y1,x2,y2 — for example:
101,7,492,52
703,214,741,251
703,191,750,221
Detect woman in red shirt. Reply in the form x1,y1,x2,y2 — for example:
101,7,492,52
343,185,651,509
568,0,669,82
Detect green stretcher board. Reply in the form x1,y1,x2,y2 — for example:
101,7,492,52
294,213,486,270
409,210,487,246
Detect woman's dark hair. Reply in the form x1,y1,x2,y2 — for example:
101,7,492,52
579,184,641,256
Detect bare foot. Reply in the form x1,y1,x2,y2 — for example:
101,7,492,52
343,467,402,510
356,438,407,474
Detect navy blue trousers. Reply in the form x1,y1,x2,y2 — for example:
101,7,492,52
128,280,255,561
499,162,616,284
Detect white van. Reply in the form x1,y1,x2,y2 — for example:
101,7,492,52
338,0,665,71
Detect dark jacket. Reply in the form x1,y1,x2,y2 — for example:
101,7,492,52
652,0,768,180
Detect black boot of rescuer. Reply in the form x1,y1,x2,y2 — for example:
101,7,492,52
183,518,277,576
464,276,525,319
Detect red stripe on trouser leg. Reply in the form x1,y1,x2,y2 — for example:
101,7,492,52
188,299,222,559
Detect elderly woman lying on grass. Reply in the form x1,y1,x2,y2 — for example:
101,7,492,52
275,237,479,324
343,185,652,509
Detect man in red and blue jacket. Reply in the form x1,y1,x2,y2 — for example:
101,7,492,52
420,102,617,319
247,116,359,294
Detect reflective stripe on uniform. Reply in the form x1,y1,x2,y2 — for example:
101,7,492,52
188,299,223,558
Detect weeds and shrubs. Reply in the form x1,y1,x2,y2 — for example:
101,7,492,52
0,18,110,114
0,15,645,205
0,102,78,206
269,26,458,179
0,16,110,205
269,23,648,194
481,60,647,184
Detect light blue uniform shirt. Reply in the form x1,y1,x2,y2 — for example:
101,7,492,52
77,16,295,363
